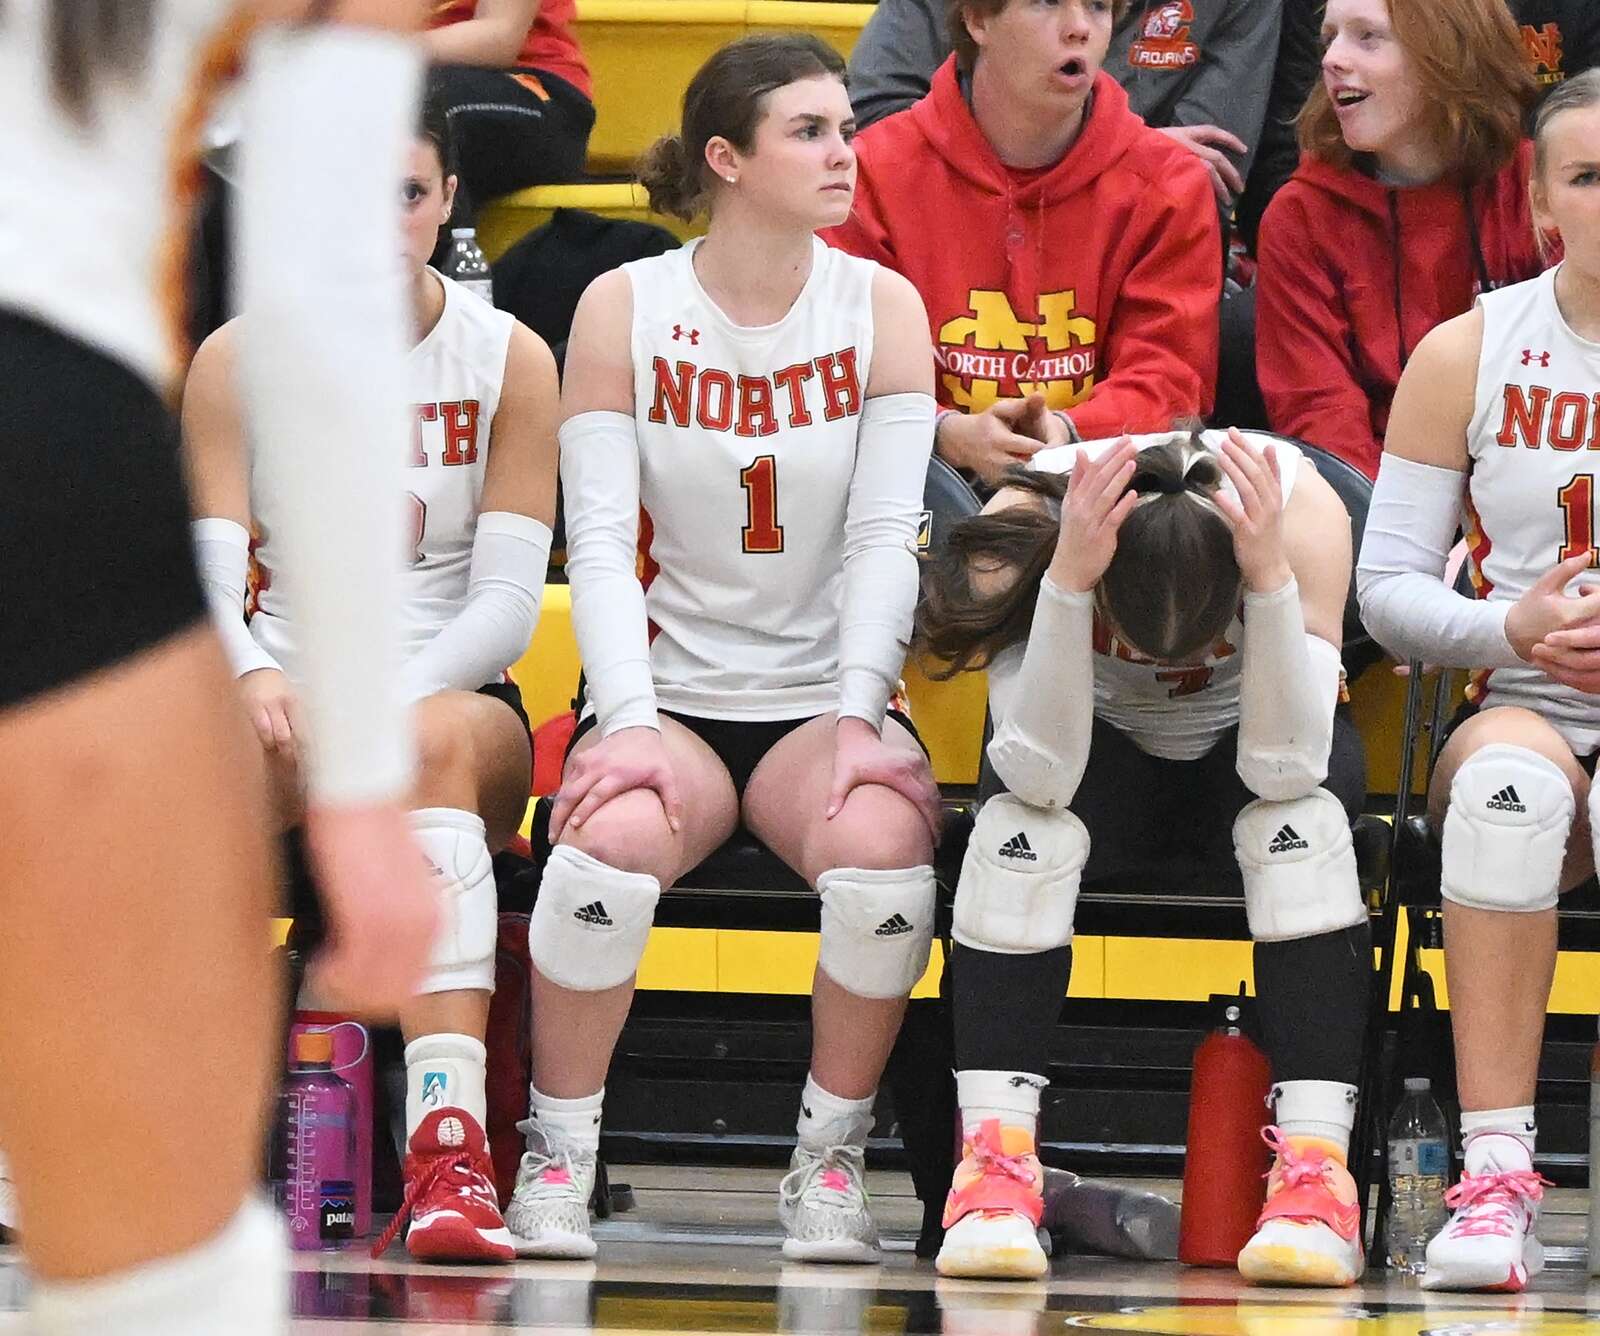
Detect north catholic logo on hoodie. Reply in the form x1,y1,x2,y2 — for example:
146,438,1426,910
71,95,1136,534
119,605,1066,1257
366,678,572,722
1129,1,1200,69
934,291,1099,414
1521,23,1565,85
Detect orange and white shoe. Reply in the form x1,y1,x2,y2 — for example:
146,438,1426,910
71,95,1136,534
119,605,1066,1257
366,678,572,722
1237,1127,1363,1287
1422,1169,1549,1292
372,1107,515,1262
935,1120,1048,1280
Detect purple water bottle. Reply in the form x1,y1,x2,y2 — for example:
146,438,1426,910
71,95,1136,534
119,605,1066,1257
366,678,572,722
271,1030,358,1250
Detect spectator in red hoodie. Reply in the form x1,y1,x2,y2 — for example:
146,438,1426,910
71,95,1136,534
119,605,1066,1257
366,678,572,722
824,0,1220,486
1255,0,1549,478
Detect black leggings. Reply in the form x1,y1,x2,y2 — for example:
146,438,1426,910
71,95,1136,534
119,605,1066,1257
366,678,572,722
953,711,1372,1086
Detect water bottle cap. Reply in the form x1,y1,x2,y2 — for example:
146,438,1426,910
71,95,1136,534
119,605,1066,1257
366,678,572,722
293,1030,334,1065
1403,1076,1430,1093
451,227,475,239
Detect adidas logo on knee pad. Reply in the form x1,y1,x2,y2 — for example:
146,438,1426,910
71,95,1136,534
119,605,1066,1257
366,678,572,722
875,914,915,937
998,832,1037,861
574,901,615,926
1487,785,1526,813
1267,824,1310,854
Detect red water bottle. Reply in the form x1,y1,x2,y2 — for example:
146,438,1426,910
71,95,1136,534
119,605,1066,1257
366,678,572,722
1178,1002,1273,1266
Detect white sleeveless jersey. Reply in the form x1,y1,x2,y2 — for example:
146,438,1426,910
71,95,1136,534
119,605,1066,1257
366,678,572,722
251,272,514,682
620,237,878,720
0,0,228,391
1030,430,1303,761
1463,265,1600,753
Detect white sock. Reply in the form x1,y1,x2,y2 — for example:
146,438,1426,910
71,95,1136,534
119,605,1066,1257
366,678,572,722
31,1197,286,1335
405,1033,487,1144
1462,1105,1536,1176
531,1084,604,1155
796,1074,874,1153
957,1069,1046,1142
1272,1080,1357,1155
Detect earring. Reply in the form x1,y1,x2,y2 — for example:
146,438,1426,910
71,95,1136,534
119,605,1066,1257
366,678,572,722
724,175,736,185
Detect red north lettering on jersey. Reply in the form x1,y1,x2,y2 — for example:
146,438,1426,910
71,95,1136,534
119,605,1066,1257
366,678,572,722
647,349,862,435
410,399,482,466
1495,384,1600,451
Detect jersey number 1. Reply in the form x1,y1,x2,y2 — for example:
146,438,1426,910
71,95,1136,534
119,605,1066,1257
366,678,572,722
740,455,784,554
1558,474,1600,567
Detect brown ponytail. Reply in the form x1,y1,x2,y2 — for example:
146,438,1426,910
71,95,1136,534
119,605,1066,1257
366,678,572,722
916,434,1243,675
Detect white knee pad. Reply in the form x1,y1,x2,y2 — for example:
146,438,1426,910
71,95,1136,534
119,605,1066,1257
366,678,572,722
816,864,937,1000
1234,789,1364,942
1442,743,1574,913
529,844,661,991
413,808,498,995
952,793,1087,954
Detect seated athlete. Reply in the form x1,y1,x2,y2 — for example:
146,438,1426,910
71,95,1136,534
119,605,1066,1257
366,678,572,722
508,34,943,1263
918,428,1372,1285
1357,70,1600,1294
184,92,559,1264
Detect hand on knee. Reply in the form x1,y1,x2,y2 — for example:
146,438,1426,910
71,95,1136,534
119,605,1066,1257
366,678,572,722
811,785,935,875
1442,744,1574,913
530,845,661,991
1234,790,1364,942
952,794,1086,955
816,864,936,1000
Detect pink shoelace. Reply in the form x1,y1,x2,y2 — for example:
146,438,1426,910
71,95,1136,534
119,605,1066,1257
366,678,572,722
967,1120,1038,1189
1260,1125,1338,1190
1442,1170,1551,1239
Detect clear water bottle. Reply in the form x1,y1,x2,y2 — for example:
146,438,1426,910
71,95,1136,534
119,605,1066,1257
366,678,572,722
1386,1075,1450,1273
270,1030,359,1250
442,227,493,305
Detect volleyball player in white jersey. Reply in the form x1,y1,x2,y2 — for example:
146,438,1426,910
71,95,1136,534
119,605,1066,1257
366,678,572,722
0,0,436,1330
1357,70,1600,1293
184,91,559,1264
509,34,940,1262
918,428,1370,1286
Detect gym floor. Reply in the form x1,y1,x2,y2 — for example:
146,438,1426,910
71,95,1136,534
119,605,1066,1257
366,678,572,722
0,1165,1598,1332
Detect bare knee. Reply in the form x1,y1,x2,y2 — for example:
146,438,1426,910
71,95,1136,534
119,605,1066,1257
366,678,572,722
804,785,932,882
559,789,676,883
413,694,483,801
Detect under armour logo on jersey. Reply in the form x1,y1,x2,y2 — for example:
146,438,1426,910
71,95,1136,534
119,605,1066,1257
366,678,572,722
672,324,700,344
1267,824,1310,854
875,914,915,937
1521,348,1551,367
574,901,615,926
1487,785,1527,813
998,832,1037,861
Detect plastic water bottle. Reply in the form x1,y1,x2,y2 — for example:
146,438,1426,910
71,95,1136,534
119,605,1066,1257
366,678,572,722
1386,1075,1450,1273
270,1030,359,1250
442,227,493,305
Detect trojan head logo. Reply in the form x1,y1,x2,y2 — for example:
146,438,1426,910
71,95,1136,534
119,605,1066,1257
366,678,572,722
935,290,1098,414
1521,22,1565,84
1130,0,1200,68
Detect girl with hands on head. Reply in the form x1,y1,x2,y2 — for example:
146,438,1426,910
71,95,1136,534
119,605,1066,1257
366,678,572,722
919,425,1371,1288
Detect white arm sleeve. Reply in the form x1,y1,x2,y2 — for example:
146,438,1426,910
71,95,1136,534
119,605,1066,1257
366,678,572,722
401,512,552,701
1356,453,1522,670
985,575,1095,809
1235,577,1343,801
838,392,936,727
236,25,422,805
560,410,658,735
191,518,282,678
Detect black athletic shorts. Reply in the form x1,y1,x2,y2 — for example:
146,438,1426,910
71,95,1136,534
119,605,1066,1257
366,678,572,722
283,679,530,927
566,707,926,800
1067,708,1368,889
0,311,207,711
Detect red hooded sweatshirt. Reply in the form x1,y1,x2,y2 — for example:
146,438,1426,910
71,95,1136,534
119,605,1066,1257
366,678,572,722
823,58,1220,440
1256,142,1550,478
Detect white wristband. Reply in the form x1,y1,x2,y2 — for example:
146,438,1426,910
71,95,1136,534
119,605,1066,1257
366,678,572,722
1236,576,1341,800
985,575,1095,808
1356,453,1521,671
191,518,283,679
